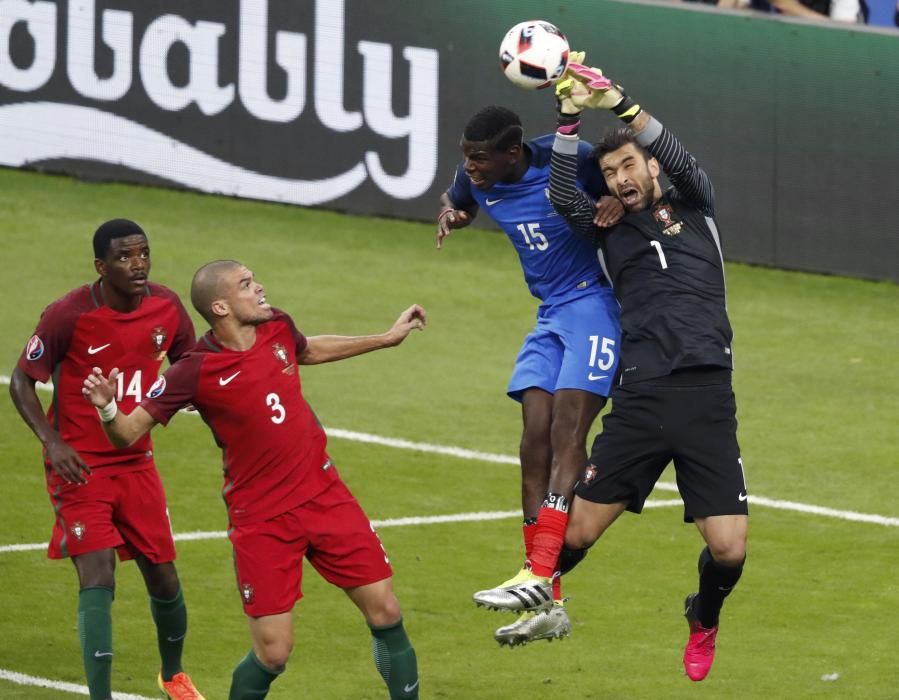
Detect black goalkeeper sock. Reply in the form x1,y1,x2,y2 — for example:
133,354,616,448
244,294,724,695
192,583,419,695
557,546,590,576
696,546,744,628
78,586,114,700
370,618,419,699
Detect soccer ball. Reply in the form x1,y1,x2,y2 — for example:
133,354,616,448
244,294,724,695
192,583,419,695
499,21,570,90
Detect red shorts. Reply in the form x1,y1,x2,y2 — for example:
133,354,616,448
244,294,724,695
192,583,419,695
229,477,393,617
46,465,176,563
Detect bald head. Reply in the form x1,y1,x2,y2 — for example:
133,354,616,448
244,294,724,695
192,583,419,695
190,260,243,323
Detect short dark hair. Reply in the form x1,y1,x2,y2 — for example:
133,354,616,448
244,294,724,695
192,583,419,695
190,259,242,323
93,219,146,259
463,106,523,151
591,127,650,163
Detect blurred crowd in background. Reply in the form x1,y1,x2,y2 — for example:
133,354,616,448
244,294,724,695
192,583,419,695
683,0,898,28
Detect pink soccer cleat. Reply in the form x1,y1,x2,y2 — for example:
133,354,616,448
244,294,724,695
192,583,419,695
683,593,718,682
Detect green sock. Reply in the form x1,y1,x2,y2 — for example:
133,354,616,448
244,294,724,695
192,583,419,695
228,650,283,700
150,587,187,681
370,618,419,700
78,586,114,700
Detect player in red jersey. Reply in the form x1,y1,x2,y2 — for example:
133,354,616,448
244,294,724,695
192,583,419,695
9,220,205,700
82,259,425,700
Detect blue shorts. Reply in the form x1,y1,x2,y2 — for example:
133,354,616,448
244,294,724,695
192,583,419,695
508,287,620,401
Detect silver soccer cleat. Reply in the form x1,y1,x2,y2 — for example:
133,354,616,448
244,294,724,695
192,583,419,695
473,570,554,612
494,605,572,647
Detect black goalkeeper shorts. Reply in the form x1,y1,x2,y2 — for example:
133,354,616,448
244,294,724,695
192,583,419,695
576,367,748,522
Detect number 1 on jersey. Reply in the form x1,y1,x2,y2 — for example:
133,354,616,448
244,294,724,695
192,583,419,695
650,240,668,269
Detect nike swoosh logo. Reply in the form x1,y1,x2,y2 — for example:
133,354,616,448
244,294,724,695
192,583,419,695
485,198,503,205
87,343,111,355
94,651,113,658
219,371,241,386
738,492,748,502
166,634,186,642
588,373,608,381
404,680,420,693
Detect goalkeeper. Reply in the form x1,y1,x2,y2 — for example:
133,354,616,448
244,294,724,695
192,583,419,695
494,55,749,682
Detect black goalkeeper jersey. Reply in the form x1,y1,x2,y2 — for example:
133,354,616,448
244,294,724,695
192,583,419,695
549,116,734,384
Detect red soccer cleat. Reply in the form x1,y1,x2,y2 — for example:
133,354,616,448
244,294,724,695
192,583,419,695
158,672,206,700
683,593,718,682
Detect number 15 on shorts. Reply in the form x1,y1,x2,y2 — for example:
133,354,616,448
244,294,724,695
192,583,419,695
588,335,616,376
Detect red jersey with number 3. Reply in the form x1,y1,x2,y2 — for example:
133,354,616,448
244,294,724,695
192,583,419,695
17,281,196,472
140,309,337,526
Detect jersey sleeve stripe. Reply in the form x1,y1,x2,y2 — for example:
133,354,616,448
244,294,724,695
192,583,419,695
639,117,715,215
549,134,598,238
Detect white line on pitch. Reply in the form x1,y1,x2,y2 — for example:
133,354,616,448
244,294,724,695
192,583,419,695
2,375,898,529
0,501,682,554
0,667,153,699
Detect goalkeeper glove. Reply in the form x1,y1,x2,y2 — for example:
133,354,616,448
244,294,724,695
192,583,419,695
556,62,643,124
555,51,588,117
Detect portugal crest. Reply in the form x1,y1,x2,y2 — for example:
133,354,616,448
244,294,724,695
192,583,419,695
150,326,167,360
272,342,295,375
240,583,254,604
70,521,86,541
653,203,683,237
151,326,167,351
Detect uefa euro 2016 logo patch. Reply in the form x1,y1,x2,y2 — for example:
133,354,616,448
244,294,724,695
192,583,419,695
147,376,166,399
26,335,45,360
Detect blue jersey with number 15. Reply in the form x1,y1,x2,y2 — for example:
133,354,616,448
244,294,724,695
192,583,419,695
447,134,609,306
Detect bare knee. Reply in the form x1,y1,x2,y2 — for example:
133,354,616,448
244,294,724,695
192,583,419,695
705,532,747,566
549,391,603,454
565,529,598,552
708,541,746,567
255,638,293,670
564,513,601,551
74,549,116,589
697,515,747,567
365,593,402,628
139,560,180,599
565,499,626,551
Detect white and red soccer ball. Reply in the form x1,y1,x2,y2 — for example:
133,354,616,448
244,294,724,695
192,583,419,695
499,21,570,90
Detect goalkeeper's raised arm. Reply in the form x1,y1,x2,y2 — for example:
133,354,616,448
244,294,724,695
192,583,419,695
547,89,602,239
551,59,715,217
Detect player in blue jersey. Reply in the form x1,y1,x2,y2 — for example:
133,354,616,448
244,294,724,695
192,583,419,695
437,106,623,646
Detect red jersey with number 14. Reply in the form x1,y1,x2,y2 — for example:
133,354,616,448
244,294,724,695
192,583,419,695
140,309,337,526
18,281,195,472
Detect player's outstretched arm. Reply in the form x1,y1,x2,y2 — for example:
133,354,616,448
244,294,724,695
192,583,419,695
547,66,603,239
436,192,475,249
562,61,715,214
82,367,158,448
299,305,427,365
9,366,91,484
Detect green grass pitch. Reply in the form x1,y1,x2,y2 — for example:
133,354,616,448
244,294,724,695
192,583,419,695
1,168,897,699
